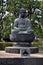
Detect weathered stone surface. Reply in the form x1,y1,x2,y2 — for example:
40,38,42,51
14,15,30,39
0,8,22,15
10,33,35,42
0,58,43,65
5,47,39,53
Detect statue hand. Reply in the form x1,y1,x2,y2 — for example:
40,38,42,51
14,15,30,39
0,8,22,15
19,31,28,34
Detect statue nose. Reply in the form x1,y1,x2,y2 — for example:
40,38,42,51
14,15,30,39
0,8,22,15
21,13,24,15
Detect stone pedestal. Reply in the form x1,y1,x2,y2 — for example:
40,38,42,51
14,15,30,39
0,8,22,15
10,33,35,42
6,33,38,57
5,46,39,54
13,42,31,47
0,55,43,65
20,47,30,57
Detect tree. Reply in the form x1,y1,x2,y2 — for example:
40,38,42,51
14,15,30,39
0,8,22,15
2,0,43,41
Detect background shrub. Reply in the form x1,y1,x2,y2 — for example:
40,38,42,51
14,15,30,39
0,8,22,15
0,42,12,50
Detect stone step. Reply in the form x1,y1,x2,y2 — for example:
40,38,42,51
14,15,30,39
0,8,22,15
5,47,39,54
0,57,43,65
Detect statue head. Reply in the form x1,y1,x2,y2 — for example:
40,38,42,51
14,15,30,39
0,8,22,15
19,8,26,18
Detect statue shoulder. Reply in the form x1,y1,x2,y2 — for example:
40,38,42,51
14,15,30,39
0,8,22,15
25,18,31,22
14,18,19,22
27,18,31,22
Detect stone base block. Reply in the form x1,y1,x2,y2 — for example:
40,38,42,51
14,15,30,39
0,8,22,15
5,47,39,54
0,58,43,65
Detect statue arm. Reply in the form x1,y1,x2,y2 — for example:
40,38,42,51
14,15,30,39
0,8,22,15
27,19,34,32
14,19,18,29
14,19,21,32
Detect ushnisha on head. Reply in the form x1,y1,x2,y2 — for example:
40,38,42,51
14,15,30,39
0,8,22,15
19,8,26,18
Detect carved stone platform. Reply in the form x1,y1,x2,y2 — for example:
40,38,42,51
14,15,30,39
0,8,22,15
5,47,39,54
10,33,35,42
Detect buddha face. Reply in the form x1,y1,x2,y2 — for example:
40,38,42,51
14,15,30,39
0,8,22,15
19,8,26,18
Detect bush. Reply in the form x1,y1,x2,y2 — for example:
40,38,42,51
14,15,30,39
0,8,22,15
32,41,42,47
0,42,12,50
0,42,42,50
32,41,43,51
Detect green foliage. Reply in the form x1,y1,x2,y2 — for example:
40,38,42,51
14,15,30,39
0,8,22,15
0,42,12,50
2,14,15,39
2,0,43,40
0,42,42,50
32,41,42,47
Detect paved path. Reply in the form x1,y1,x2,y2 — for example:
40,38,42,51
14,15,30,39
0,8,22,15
0,51,43,58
